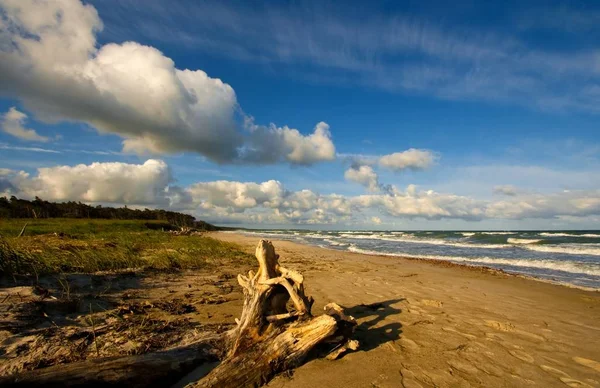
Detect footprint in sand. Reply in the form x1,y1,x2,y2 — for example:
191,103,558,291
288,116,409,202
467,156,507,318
540,365,570,378
542,362,595,387
485,320,546,342
485,320,515,332
399,368,424,388
442,326,477,340
447,359,479,375
508,349,534,364
421,299,443,308
573,357,600,373
559,378,593,388
397,337,420,352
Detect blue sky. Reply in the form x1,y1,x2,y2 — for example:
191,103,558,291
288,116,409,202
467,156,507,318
0,0,599,229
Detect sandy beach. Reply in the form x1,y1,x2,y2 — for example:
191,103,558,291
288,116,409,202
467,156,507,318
212,232,600,388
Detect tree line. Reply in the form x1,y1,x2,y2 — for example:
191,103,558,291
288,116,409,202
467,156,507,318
0,196,218,230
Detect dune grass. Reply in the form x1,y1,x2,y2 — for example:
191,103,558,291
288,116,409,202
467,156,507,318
0,219,252,277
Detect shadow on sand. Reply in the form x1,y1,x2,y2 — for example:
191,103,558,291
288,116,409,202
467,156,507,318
344,298,404,352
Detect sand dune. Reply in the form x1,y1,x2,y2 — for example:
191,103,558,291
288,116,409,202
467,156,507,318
213,232,600,388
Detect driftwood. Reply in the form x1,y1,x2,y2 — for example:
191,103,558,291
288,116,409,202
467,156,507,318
193,240,357,387
0,240,356,387
0,335,223,387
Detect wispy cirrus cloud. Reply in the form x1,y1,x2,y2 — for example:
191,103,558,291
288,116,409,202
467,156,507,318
0,143,60,154
90,0,600,113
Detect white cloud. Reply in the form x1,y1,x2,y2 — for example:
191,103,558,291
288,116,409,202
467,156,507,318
0,144,60,153
3,159,599,225
486,190,600,219
1,107,49,142
0,0,335,165
493,185,518,196
95,1,600,112
1,159,172,205
344,165,380,192
187,180,285,211
353,184,486,220
342,148,438,173
378,149,438,171
371,216,382,225
242,119,335,164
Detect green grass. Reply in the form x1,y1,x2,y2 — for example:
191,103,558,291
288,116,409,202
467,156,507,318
0,219,253,277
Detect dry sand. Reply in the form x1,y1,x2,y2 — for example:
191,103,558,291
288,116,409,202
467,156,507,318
213,232,600,388
1,231,599,387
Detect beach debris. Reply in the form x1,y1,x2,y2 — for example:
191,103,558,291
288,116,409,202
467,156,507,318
191,239,357,387
326,339,360,360
0,240,357,388
169,227,204,236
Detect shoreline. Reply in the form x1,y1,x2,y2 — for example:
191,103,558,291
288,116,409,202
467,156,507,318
211,231,600,387
218,230,600,293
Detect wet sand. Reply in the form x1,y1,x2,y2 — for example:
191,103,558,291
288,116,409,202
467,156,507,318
213,232,600,388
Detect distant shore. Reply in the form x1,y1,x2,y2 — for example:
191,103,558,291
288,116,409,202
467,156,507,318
212,231,600,387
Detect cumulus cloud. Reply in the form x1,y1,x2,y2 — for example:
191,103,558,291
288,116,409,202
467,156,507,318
342,149,438,172
241,119,335,164
3,159,599,224
378,149,438,171
371,216,382,225
485,190,600,219
0,0,334,165
187,180,285,211
353,184,486,220
344,165,380,192
493,185,519,196
1,107,49,142
1,159,173,205
343,148,437,193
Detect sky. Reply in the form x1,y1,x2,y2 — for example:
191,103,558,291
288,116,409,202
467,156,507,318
0,0,599,230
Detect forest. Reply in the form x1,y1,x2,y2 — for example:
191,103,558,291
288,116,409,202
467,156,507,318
0,196,217,229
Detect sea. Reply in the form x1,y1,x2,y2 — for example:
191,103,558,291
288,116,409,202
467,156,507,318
233,229,600,290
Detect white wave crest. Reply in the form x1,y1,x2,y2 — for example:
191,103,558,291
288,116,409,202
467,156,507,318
521,244,600,256
539,232,600,238
508,238,542,244
346,246,600,277
324,238,348,247
304,233,328,238
341,233,510,249
481,232,516,235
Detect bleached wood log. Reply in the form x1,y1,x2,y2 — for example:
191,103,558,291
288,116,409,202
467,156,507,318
0,335,222,387
191,240,356,387
0,240,356,388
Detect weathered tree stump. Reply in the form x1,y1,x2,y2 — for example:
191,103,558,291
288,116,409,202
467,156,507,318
192,239,357,387
0,240,356,387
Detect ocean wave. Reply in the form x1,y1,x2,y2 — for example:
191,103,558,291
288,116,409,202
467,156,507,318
521,244,600,256
304,233,328,238
324,238,348,247
340,233,511,249
481,232,516,235
508,238,542,244
539,232,600,238
346,246,600,277
461,232,476,237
